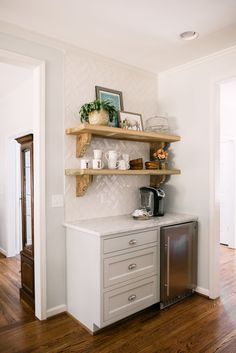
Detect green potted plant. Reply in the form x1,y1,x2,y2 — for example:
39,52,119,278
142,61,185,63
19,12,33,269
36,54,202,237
79,99,117,126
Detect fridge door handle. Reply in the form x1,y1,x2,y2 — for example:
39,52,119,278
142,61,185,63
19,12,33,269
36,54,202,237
165,236,170,297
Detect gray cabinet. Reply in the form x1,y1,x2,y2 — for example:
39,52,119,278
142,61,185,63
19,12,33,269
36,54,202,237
65,214,198,333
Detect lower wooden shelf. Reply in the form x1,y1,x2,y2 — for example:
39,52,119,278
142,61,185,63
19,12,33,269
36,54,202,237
65,168,181,196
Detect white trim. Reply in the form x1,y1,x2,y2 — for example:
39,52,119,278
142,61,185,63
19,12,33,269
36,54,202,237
7,138,18,257
1,19,236,77
0,21,155,76
159,46,236,75
208,82,221,299
15,140,22,255
33,62,47,320
46,304,67,318
0,49,46,320
0,49,44,68
0,248,7,257
196,287,209,297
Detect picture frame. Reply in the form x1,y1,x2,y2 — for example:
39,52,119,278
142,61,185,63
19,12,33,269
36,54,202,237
95,86,124,127
119,111,143,131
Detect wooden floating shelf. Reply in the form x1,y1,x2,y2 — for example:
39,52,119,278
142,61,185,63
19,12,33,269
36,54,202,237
65,168,181,176
65,169,181,197
65,124,181,196
66,124,180,157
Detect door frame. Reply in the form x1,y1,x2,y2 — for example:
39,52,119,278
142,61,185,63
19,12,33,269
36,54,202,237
0,49,46,320
219,138,235,248
209,75,236,299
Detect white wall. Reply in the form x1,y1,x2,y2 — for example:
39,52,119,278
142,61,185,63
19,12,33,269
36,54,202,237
158,48,236,292
0,63,34,254
65,49,158,221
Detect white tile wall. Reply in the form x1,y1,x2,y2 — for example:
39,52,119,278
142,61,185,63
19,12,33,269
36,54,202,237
65,50,158,221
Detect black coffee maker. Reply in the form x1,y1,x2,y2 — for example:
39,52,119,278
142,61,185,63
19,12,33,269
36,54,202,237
139,187,165,217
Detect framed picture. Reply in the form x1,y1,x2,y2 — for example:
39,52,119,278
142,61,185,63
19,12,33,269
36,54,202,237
119,111,143,131
95,86,124,127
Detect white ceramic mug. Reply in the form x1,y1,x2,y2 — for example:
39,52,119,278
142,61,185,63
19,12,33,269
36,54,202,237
80,159,90,169
92,159,104,169
105,150,121,162
118,159,130,170
93,149,103,159
108,160,119,170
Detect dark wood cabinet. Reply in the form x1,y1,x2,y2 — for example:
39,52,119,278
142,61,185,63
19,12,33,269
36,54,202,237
20,252,35,307
16,134,35,311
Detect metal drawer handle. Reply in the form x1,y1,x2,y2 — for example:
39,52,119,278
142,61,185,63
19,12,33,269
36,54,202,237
128,263,137,270
128,294,136,302
129,239,137,245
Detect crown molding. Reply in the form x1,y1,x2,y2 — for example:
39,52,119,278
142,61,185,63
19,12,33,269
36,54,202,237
159,45,236,76
0,20,156,77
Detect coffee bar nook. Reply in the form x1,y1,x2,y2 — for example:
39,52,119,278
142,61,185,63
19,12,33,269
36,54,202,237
64,88,198,334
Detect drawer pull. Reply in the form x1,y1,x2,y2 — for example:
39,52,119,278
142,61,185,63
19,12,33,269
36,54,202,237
128,263,137,270
129,239,137,245
128,294,136,302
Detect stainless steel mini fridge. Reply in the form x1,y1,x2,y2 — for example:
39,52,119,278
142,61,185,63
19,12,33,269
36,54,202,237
160,222,198,309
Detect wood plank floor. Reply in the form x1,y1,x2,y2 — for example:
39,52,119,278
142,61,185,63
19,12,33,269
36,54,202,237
0,246,236,352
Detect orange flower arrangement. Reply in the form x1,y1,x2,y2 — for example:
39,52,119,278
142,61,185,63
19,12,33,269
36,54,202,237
153,148,168,161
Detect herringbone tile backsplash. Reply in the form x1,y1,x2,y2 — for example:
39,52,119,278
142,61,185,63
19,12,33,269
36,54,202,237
65,50,158,221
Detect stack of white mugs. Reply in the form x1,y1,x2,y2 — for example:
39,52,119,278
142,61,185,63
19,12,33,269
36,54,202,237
80,150,130,170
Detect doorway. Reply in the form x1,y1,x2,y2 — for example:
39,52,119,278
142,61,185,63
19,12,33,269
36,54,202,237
220,139,235,247
0,50,46,320
218,79,236,297
219,79,236,250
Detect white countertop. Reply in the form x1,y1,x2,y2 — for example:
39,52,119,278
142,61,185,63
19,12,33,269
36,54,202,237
64,213,198,237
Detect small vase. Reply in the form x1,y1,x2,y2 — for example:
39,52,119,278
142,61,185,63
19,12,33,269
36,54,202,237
88,110,109,125
160,160,168,170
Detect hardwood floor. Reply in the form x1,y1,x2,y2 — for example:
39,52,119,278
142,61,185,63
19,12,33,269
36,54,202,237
0,252,6,259
0,246,236,353
0,256,35,331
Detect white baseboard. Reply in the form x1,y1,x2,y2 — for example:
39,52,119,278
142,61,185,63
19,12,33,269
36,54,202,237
0,248,7,257
46,304,67,318
196,286,209,297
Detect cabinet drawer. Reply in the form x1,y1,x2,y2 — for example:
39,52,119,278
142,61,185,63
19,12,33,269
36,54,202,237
103,229,159,254
103,276,158,322
104,247,157,288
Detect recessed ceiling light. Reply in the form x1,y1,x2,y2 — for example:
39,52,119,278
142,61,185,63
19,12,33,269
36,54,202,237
179,31,199,41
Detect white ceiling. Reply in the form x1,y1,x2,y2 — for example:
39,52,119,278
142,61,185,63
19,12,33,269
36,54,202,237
1,0,236,72
0,63,33,98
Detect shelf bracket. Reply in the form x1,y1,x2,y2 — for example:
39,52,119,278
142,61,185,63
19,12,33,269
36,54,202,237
149,141,169,188
150,175,166,188
76,133,92,157
76,175,93,196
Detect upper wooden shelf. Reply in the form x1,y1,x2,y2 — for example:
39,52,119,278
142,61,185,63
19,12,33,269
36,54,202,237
65,168,181,176
65,124,180,143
